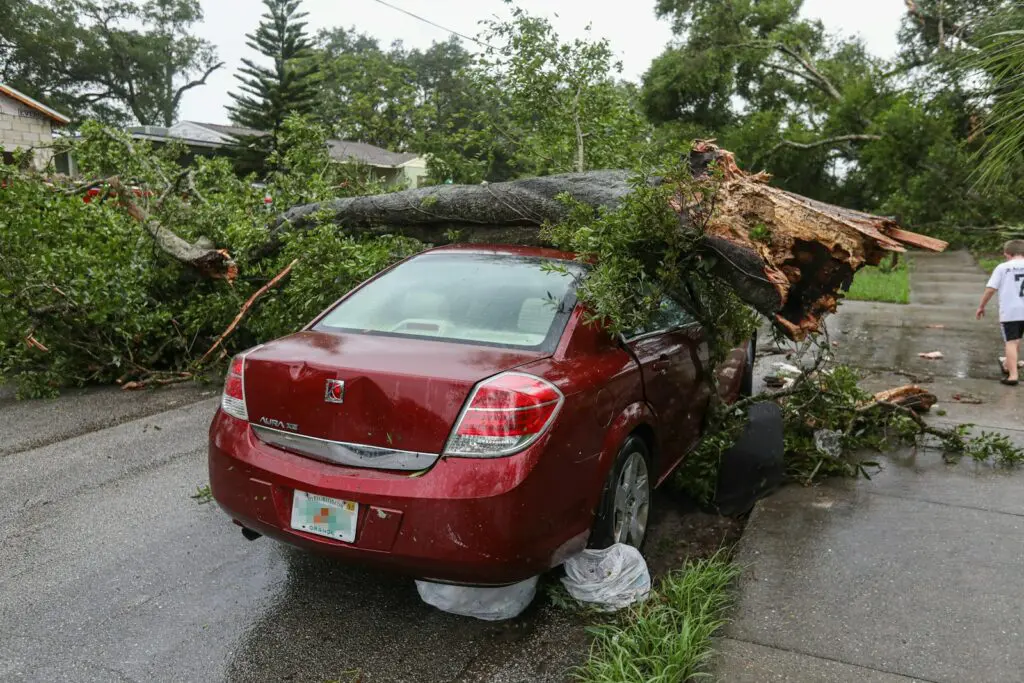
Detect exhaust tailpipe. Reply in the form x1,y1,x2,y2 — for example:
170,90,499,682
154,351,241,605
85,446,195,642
241,527,262,541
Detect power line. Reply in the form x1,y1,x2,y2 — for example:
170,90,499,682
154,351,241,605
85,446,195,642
368,0,495,50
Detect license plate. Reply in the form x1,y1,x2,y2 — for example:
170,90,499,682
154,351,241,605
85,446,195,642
290,490,358,543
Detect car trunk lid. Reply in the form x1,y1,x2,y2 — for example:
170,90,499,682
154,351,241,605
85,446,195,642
243,331,546,462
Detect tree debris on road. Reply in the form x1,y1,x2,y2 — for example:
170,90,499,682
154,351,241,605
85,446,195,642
869,385,937,412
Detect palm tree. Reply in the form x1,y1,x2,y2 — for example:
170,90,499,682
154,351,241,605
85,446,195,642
973,13,1024,187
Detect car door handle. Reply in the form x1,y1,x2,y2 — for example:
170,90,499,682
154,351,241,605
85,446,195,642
651,356,672,374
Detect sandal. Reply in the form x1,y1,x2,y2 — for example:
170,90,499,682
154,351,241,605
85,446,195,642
1001,378,1019,386
999,359,1010,377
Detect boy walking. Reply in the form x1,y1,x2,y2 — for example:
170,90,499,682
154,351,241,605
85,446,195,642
976,239,1024,386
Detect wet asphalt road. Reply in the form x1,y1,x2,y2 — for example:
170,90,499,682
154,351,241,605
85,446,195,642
0,383,589,683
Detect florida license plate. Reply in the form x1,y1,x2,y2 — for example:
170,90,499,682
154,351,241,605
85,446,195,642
290,490,358,543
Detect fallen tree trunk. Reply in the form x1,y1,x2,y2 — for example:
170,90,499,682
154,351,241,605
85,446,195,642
262,170,633,249
264,142,946,340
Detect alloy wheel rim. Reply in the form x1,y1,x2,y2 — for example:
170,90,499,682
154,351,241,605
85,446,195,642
612,451,650,547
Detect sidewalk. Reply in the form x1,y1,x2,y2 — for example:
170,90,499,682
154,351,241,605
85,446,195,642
717,252,1024,682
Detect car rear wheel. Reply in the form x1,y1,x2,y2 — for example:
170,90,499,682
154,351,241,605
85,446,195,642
590,436,652,549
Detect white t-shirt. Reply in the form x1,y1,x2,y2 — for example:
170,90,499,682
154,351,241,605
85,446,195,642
986,259,1024,322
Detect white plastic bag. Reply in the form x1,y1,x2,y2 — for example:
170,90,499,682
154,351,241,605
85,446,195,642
415,575,538,621
813,428,843,458
561,544,651,611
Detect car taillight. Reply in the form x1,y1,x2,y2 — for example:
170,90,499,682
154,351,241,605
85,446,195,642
221,353,248,421
444,372,563,457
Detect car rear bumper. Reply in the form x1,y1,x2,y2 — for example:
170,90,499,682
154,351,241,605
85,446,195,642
208,409,589,585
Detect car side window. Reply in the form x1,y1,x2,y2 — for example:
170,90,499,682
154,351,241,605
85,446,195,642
628,295,697,337
650,296,696,330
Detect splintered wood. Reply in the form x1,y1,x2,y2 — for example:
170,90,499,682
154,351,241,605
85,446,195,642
686,141,947,339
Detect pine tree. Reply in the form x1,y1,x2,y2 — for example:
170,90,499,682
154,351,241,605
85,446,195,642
227,0,318,170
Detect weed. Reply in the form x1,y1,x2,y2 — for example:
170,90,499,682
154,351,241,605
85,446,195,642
545,580,586,613
975,254,1002,274
191,484,213,504
574,551,739,682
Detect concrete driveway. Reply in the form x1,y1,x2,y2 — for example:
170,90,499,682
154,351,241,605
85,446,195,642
0,384,590,683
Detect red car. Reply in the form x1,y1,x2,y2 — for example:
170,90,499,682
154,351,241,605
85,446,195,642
209,245,752,585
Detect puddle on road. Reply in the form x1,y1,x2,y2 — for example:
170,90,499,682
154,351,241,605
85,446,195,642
829,319,1001,380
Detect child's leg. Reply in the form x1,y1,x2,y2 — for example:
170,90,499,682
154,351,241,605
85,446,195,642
1008,338,1020,381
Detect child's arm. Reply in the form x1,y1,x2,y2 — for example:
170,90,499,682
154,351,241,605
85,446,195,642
977,287,997,319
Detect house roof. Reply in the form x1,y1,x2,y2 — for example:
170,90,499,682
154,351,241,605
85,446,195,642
327,140,419,168
196,122,267,139
0,84,70,125
126,120,422,168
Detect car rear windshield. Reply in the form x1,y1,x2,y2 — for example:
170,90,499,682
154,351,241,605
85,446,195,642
314,252,584,351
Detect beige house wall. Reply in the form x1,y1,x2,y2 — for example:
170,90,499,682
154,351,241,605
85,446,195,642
400,159,429,188
0,93,55,170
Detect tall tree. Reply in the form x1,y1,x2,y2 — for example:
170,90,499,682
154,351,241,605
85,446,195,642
427,8,650,182
0,0,222,126
641,0,1024,228
313,29,424,150
227,0,318,165
310,31,484,156
642,0,891,204
969,5,1024,188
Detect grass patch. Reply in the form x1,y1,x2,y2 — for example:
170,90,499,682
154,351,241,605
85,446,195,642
845,254,910,304
574,551,740,682
973,252,1002,274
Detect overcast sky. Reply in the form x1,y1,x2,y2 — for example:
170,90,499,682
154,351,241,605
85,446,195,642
178,0,908,125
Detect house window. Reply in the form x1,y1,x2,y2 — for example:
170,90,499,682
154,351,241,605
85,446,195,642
54,152,71,175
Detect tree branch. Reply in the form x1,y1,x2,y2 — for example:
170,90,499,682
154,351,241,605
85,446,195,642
769,134,882,156
763,61,820,84
903,0,973,46
107,176,235,279
197,259,298,366
263,142,946,340
773,43,843,102
170,61,225,120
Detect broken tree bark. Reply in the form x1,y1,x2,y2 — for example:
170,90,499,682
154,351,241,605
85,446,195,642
266,142,947,340
107,177,238,280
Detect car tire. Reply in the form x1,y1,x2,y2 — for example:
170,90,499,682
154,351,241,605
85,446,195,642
590,435,652,550
740,332,756,397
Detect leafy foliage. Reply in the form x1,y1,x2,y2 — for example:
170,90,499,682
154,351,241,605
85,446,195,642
970,8,1024,187
312,29,428,152
0,116,417,398
546,159,757,363
426,7,652,182
674,346,1024,507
